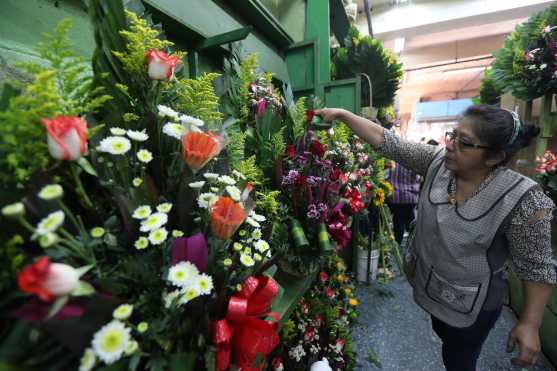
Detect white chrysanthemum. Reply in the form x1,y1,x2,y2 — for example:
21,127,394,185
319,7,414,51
79,348,96,371
254,253,262,262
148,227,168,245
232,170,246,180
249,211,266,222
134,237,149,250
168,261,199,287
203,172,219,180
140,212,168,232
124,340,138,355
218,175,236,185
251,229,262,239
38,184,64,200
1,202,25,217
97,136,131,155
157,104,179,119
254,239,270,253
188,181,206,189
172,230,184,238
164,290,180,308
245,217,260,228
36,210,65,236
39,232,59,248
179,286,200,305
243,247,252,255
90,227,105,238
179,114,204,132
223,258,232,267
233,242,243,252
195,273,214,295
210,187,219,193
113,304,133,320
162,123,185,139
132,178,143,187
240,254,255,267
92,321,131,365
126,130,148,142
136,149,153,163
157,203,173,213
110,127,126,136
197,192,217,209
137,322,149,333
226,186,241,201
132,205,152,220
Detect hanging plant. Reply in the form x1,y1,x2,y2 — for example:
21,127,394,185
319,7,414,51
331,26,403,108
474,68,502,106
491,4,557,101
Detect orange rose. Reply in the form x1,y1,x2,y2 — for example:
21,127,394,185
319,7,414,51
210,196,245,240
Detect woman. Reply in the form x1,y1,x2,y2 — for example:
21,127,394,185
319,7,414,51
315,105,556,371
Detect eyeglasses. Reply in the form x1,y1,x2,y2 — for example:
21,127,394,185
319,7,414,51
445,131,490,150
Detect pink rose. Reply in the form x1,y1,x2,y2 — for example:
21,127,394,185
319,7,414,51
145,50,181,80
18,257,79,301
42,116,87,160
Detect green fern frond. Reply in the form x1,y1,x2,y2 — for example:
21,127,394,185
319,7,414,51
237,156,264,186
227,130,246,169
174,73,223,127
292,96,306,139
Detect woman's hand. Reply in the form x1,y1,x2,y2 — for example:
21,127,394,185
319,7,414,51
506,322,541,367
314,108,345,123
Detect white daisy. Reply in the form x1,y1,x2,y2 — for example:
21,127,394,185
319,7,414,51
132,205,152,220
168,261,198,287
79,348,96,371
136,149,153,163
137,322,148,333
240,254,255,267
243,247,252,255
157,203,173,213
195,273,214,295
38,184,63,200
254,253,262,262
97,136,131,155
92,321,131,364
36,210,65,235
134,237,149,250
233,242,243,251
157,104,179,119
223,258,232,267
245,217,260,228
113,304,133,320
126,129,149,142
132,178,143,187
110,127,126,136
172,230,184,238
251,229,262,239
162,123,186,139
39,232,59,248
249,211,266,222
226,186,242,201
218,175,236,185
203,172,219,180
124,340,138,355
210,187,219,193
140,212,168,232
148,227,168,245
254,239,270,253
198,192,218,209
188,181,206,189
1,202,25,217
179,114,204,128
179,286,200,305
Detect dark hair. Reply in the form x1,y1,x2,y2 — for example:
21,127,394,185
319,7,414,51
462,104,540,165
427,139,439,146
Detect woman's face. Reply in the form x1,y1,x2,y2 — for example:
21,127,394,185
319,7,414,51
444,117,492,175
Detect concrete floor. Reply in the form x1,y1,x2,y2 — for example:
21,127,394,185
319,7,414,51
351,274,555,371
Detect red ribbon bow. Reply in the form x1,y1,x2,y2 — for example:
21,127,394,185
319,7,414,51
212,276,281,371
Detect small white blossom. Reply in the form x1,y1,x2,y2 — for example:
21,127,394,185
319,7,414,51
218,175,236,185
168,261,199,287
92,321,131,365
157,105,179,119
133,178,143,187
179,115,204,132
124,340,138,355
226,186,242,201
36,210,65,235
254,239,270,253
97,136,131,155
157,203,173,213
162,123,185,139
189,181,206,189
126,130,149,141
195,273,214,295
38,184,64,200
198,193,217,209
232,170,246,179
132,205,152,220
172,230,184,238
240,254,255,267
148,227,168,245
113,304,133,320
203,172,219,180
179,286,200,305
110,127,126,136
39,233,59,248
136,149,153,163
79,348,96,371
134,237,149,250
163,290,181,308
246,217,260,228
140,212,168,232
2,202,25,217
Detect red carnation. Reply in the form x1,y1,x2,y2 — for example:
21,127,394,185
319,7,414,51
285,144,296,159
306,109,315,123
310,140,325,158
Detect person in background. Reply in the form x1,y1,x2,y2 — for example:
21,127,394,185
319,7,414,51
385,162,421,245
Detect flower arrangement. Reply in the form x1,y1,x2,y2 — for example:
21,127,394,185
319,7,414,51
536,150,557,200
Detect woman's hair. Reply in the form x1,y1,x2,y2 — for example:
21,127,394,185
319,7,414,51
426,139,439,146
462,104,540,165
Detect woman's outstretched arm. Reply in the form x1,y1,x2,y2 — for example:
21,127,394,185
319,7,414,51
315,108,385,147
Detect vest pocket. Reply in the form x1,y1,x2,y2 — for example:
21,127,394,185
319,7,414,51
425,268,482,314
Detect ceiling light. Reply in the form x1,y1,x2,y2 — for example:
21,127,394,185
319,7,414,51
393,38,405,54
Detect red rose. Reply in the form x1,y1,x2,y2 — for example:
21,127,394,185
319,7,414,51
285,145,296,159
304,326,315,341
306,109,315,123
42,116,88,160
319,271,329,282
325,287,335,298
310,140,325,158
17,257,79,302
145,50,181,80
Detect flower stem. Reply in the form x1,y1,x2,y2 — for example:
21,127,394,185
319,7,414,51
71,164,94,209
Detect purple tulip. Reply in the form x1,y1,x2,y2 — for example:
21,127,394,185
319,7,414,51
171,233,208,272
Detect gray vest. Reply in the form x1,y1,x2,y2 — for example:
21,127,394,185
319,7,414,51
405,151,537,328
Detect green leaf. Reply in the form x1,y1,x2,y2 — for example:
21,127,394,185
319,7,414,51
46,296,69,319
75,264,94,278
76,157,98,177
128,354,141,371
367,347,383,369
71,280,95,296
169,352,196,371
